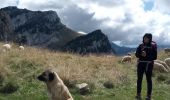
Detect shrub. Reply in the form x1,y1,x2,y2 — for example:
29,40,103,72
0,73,5,86
0,81,19,94
103,81,114,89
157,74,168,82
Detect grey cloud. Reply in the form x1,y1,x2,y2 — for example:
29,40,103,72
155,28,170,45
0,0,17,8
58,5,147,45
102,26,145,45
18,0,72,11
58,5,106,33
88,0,125,7
154,0,170,14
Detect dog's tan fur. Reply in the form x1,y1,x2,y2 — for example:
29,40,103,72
38,69,73,100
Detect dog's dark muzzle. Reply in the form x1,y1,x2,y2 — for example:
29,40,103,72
37,75,47,82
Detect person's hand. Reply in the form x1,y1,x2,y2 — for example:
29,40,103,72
141,51,146,57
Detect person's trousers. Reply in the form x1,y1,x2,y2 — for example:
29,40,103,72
137,61,153,96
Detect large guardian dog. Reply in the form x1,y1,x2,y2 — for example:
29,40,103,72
37,69,73,100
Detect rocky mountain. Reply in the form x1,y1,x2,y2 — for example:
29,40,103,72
0,6,81,49
64,30,114,55
0,10,13,41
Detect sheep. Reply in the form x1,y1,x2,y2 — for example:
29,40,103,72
121,55,132,63
155,60,170,71
19,46,24,50
153,62,168,73
127,53,132,56
2,44,11,51
164,48,170,53
165,58,170,70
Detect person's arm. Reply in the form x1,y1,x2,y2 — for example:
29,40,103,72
135,45,142,58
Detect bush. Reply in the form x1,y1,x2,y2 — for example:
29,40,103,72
88,82,96,94
0,73,5,86
157,74,168,82
165,80,170,85
103,81,114,89
63,78,77,88
0,81,19,94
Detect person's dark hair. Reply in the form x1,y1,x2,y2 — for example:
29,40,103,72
143,33,152,43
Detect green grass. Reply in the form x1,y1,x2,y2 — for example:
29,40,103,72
0,43,170,100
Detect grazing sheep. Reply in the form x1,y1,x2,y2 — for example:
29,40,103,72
19,46,24,50
153,62,168,73
127,53,132,56
2,44,11,51
164,48,170,53
37,69,73,100
155,60,170,71
121,55,132,63
165,58,170,70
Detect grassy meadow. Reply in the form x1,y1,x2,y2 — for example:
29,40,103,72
0,42,170,100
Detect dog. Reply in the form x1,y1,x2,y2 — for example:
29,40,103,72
37,69,73,100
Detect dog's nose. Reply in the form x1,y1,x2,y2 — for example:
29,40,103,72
37,76,41,80
37,75,43,80
37,75,46,82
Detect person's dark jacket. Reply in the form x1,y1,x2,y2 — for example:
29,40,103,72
135,34,157,61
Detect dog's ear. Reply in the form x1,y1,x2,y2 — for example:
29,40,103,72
49,72,55,81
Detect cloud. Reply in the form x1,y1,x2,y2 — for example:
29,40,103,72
0,0,18,8
17,0,72,10
69,0,170,45
1,0,170,46
58,5,106,33
153,0,170,14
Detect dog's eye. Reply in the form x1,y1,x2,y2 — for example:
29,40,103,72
49,73,54,81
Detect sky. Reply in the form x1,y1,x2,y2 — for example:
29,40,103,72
0,0,170,46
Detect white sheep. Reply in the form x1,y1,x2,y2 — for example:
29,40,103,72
3,44,11,51
153,62,168,73
165,58,170,70
155,60,170,71
121,55,132,63
19,46,24,50
127,53,132,56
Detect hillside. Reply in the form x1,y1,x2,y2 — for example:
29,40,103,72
0,6,81,50
64,30,114,55
0,11,13,40
0,42,170,100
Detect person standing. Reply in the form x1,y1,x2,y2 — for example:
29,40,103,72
135,33,157,100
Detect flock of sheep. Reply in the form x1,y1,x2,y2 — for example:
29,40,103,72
121,50,170,73
2,43,24,51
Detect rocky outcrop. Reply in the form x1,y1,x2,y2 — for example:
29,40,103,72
75,83,90,95
64,30,113,54
0,6,81,49
0,11,13,41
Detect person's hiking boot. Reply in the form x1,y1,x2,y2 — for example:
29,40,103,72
135,95,142,100
145,96,151,100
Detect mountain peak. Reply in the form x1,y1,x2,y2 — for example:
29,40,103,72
89,29,104,35
2,6,18,10
1,6,60,22
0,6,81,50
91,29,102,33
64,30,114,54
